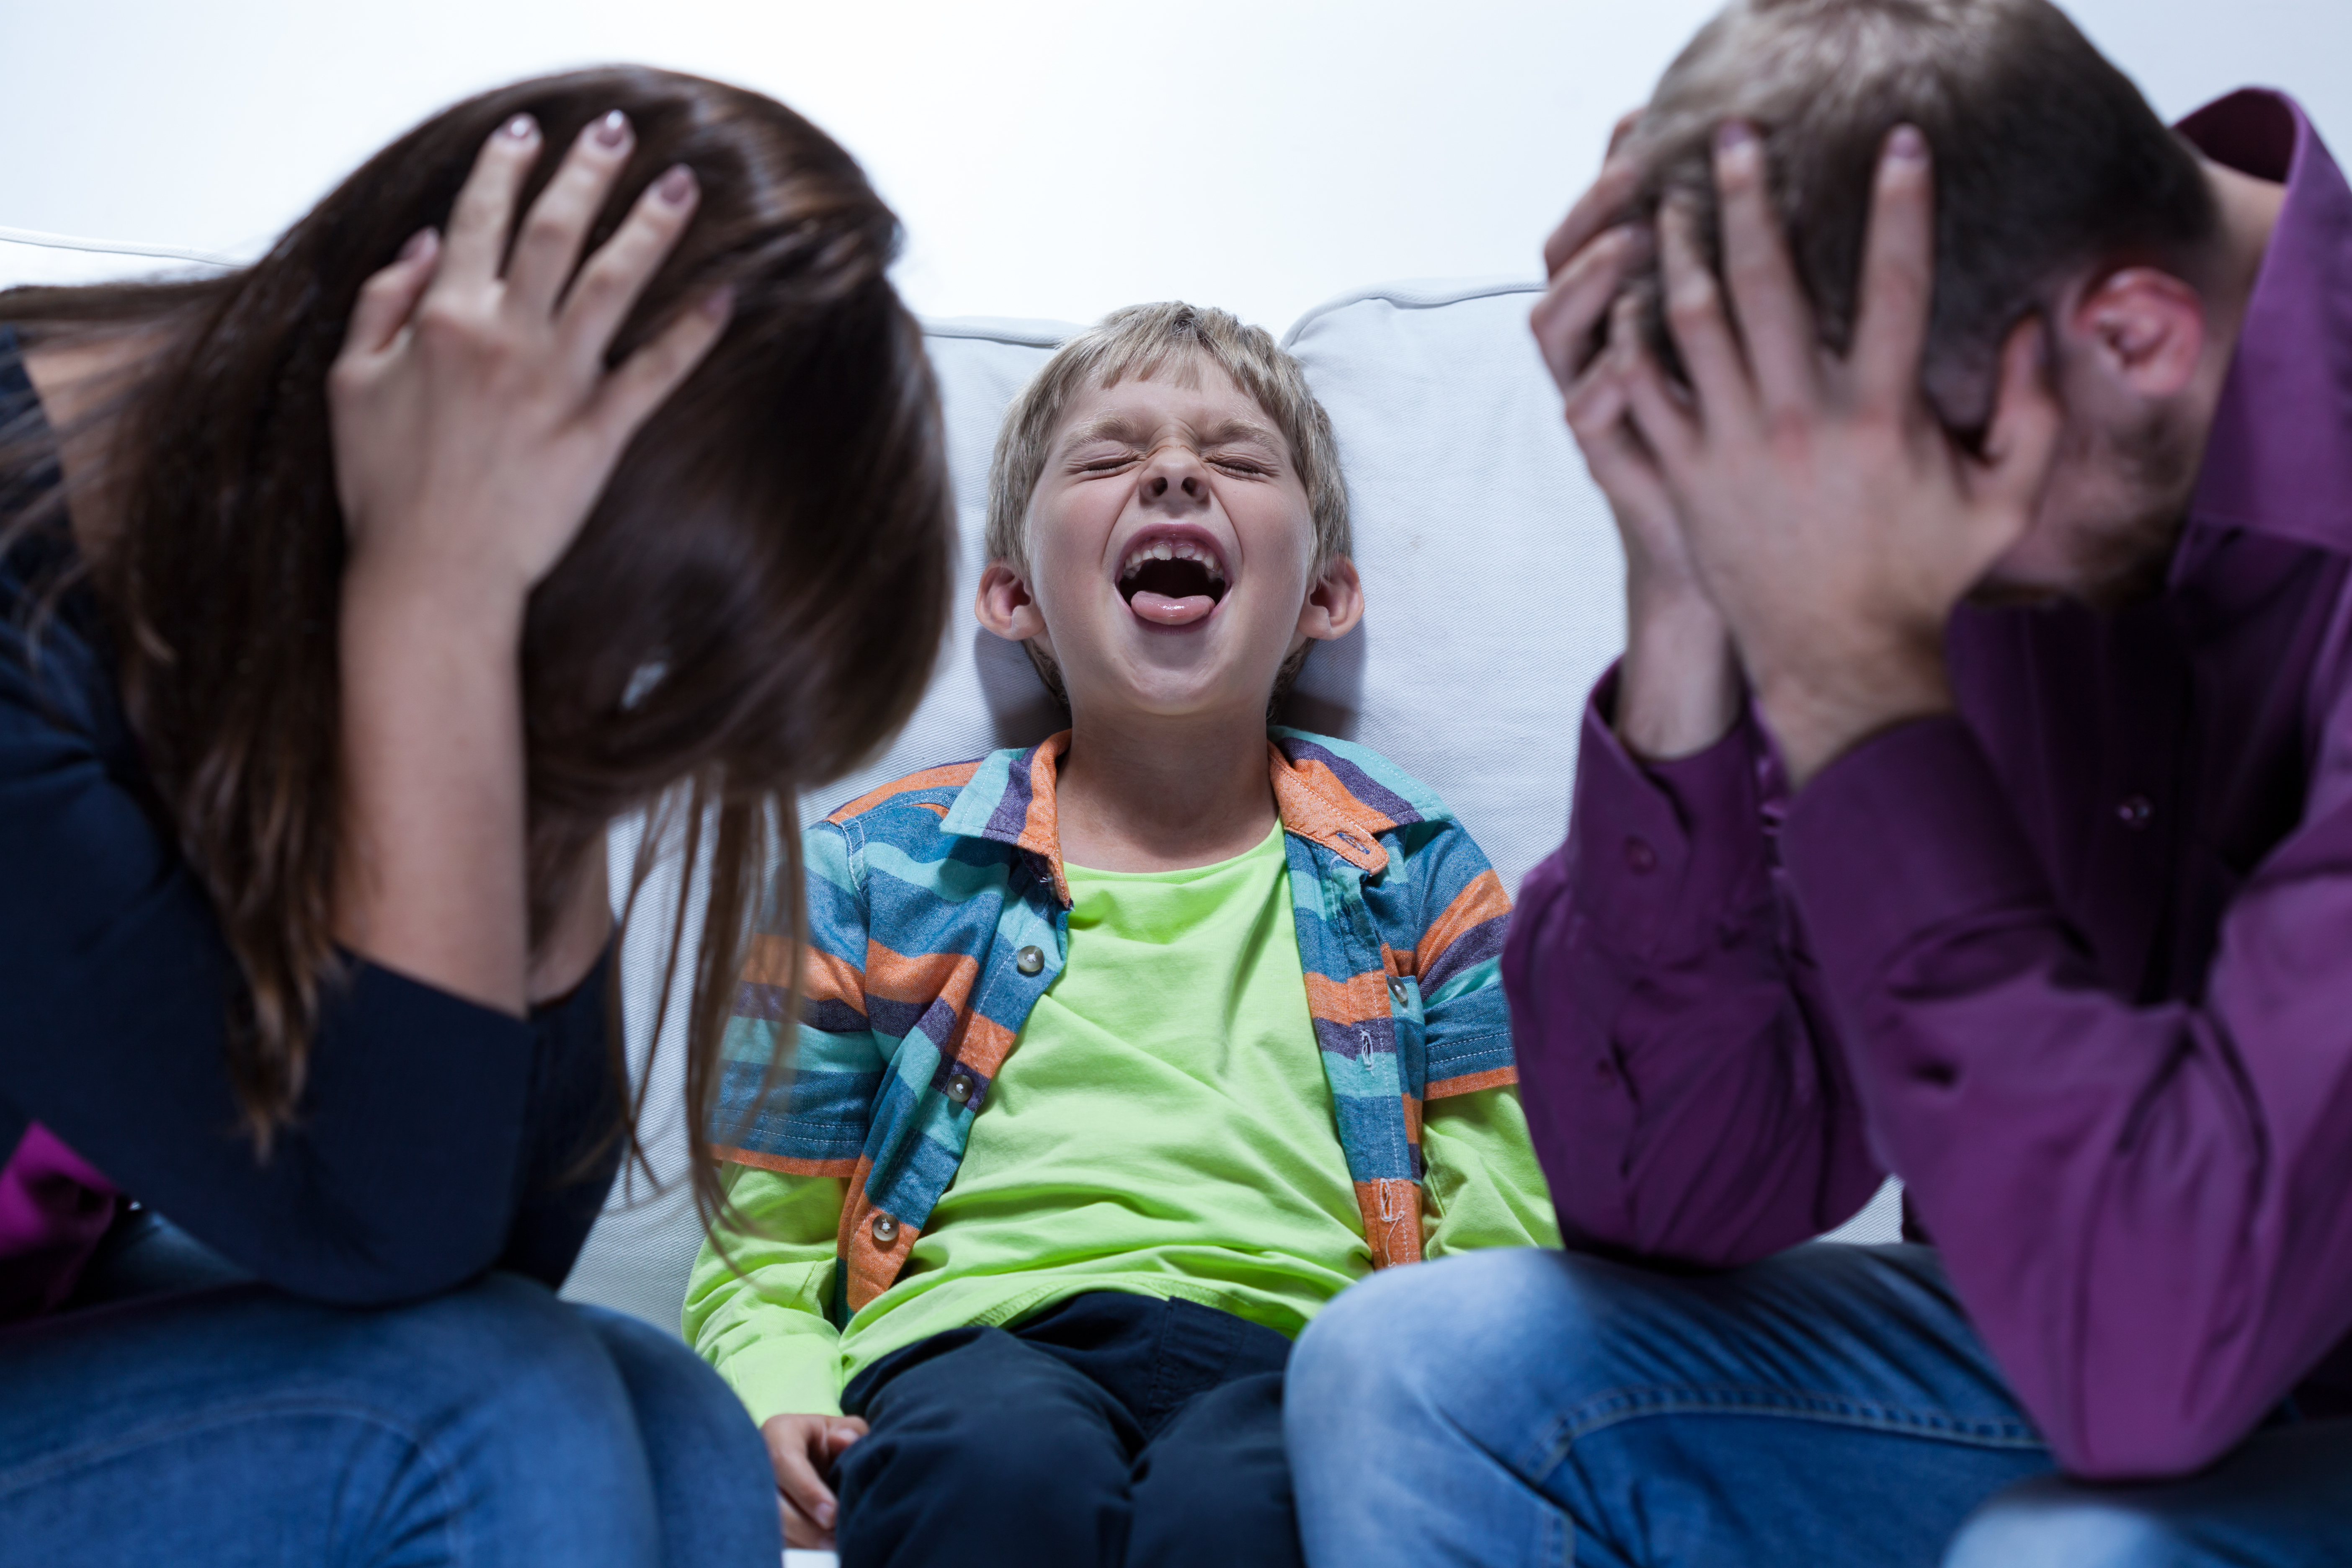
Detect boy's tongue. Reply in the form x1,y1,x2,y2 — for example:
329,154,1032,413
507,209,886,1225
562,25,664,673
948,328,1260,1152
1129,590,1217,626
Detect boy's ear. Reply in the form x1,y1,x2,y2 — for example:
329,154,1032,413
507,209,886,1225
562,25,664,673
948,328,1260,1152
976,562,1049,642
1296,558,1365,645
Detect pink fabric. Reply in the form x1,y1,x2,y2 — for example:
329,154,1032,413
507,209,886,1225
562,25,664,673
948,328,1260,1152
0,1123,119,1319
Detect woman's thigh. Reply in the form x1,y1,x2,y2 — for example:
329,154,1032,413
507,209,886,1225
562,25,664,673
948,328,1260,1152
1287,1244,2053,1568
0,1273,673,1567
573,1301,779,1566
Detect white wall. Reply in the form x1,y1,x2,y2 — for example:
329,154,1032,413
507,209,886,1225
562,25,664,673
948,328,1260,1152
3,0,2347,333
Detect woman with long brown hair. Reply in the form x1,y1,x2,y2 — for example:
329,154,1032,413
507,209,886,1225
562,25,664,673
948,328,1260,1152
0,67,949,1563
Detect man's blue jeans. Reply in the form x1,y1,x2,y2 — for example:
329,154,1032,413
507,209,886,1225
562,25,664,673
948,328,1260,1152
0,1270,779,1566
1284,1244,2352,1567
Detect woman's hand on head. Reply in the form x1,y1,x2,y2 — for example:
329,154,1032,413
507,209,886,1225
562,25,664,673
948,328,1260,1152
761,1413,868,1550
327,109,731,617
330,110,725,1016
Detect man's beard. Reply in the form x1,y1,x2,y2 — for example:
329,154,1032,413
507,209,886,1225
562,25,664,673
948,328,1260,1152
1971,403,2203,614
2073,403,2203,611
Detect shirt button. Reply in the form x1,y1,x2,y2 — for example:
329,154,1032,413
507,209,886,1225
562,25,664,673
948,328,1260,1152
870,1212,899,1245
1015,945,1045,976
945,1072,974,1105
2116,795,2155,830
1594,1057,1619,1087
1623,837,1658,874
1387,976,1411,1003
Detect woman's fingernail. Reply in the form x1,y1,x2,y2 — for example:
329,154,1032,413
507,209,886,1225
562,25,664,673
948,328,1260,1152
1715,120,1756,155
594,109,629,149
658,165,698,206
397,227,436,263
699,284,735,321
815,1504,835,1527
1888,124,1929,162
503,113,538,141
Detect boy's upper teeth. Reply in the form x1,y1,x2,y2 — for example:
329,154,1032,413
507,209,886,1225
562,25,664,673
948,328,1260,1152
1122,539,1226,579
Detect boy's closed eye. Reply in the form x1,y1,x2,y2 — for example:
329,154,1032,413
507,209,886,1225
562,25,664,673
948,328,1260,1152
1066,444,1277,479
1207,449,1277,478
1070,446,1144,476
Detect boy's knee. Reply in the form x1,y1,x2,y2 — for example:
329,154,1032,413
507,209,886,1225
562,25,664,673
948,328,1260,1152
1944,1483,2180,1568
843,1331,1127,1504
1131,1372,1297,1568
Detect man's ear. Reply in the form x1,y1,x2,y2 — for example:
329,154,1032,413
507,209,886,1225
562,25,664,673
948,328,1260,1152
976,562,1048,642
1295,557,1365,644
2063,266,2207,401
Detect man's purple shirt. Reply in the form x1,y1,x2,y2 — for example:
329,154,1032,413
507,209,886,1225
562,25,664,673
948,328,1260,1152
1505,90,2352,1481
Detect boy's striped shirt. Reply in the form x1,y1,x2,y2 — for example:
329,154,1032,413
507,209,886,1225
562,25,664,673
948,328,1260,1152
715,728,1516,1315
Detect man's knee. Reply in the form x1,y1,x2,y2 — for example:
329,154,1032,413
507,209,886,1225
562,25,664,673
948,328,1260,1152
1944,1481,2182,1568
1288,1248,1639,1434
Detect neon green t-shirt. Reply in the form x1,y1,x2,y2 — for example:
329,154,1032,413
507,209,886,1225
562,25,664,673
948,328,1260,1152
687,824,1557,1419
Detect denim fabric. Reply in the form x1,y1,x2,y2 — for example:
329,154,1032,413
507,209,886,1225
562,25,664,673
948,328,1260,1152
836,1291,1300,1568
1285,1245,2352,1567
0,1270,778,1567
61,1205,255,1307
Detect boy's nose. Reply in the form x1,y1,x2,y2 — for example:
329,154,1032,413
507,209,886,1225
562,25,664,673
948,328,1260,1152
1141,449,1210,508
1143,472,1205,500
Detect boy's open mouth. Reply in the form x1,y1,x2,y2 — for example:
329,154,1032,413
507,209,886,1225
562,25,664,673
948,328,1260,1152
1117,534,1229,626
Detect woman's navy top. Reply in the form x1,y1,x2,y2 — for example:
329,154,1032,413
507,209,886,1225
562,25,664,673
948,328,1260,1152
0,325,621,1318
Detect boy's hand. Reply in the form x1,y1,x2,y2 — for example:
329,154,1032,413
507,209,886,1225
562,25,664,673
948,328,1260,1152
762,1413,868,1549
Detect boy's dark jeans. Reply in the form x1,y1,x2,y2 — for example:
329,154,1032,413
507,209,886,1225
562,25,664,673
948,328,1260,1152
835,1291,1303,1568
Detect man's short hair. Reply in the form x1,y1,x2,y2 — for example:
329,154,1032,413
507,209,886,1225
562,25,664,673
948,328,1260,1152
1624,0,2219,434
984,302,1351,574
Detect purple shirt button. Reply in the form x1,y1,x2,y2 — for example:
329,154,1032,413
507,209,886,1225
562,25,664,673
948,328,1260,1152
1624,836,1658,874
2117,795,2155,830
1595,1057,1620,1086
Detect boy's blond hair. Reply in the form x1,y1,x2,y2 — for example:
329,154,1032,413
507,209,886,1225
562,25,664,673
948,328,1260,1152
984,302,1351,574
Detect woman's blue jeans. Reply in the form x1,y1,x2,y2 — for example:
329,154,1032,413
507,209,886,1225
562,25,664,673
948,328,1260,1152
1284,1244,2352,1568
0,1268,779,1565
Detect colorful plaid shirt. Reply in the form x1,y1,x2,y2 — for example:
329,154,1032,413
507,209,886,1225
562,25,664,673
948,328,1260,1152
713,728,1518,1317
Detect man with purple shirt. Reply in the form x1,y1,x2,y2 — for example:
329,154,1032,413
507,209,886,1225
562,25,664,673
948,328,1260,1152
1284,2,2352,1564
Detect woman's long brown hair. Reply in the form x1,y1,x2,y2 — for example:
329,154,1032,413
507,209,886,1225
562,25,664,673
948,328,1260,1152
0,67,951,1230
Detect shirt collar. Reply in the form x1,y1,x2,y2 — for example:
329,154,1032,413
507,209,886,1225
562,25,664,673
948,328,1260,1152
2179,90,2352,560
937,729,1408,905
